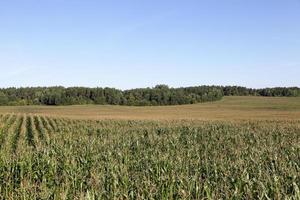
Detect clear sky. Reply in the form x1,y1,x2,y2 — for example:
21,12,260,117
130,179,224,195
0,0,299,89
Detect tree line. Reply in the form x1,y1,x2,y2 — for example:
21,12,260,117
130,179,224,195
0,85,223,106
0,85,299,106
220,86,300,97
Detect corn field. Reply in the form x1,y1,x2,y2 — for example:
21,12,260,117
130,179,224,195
0,114,299,199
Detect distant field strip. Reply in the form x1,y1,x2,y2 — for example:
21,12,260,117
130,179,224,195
0,96,299,121
0,114,299,199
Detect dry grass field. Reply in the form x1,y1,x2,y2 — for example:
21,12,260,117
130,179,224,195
0,96,299,121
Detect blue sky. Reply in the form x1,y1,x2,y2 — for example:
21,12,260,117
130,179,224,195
0,0,299,89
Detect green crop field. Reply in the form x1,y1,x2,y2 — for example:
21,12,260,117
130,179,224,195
0,97,299,199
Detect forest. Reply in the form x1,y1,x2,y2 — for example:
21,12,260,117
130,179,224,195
0,85,299,106
220,86,300,97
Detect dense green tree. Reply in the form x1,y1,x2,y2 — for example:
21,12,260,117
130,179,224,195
220,86,300,97
0,92,8,105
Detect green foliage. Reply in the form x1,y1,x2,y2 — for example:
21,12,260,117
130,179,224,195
221,86,300,97
0,115,299,199
0,92,8,106
0,85,224,106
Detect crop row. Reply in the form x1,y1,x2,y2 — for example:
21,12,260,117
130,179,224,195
0,115,59,155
